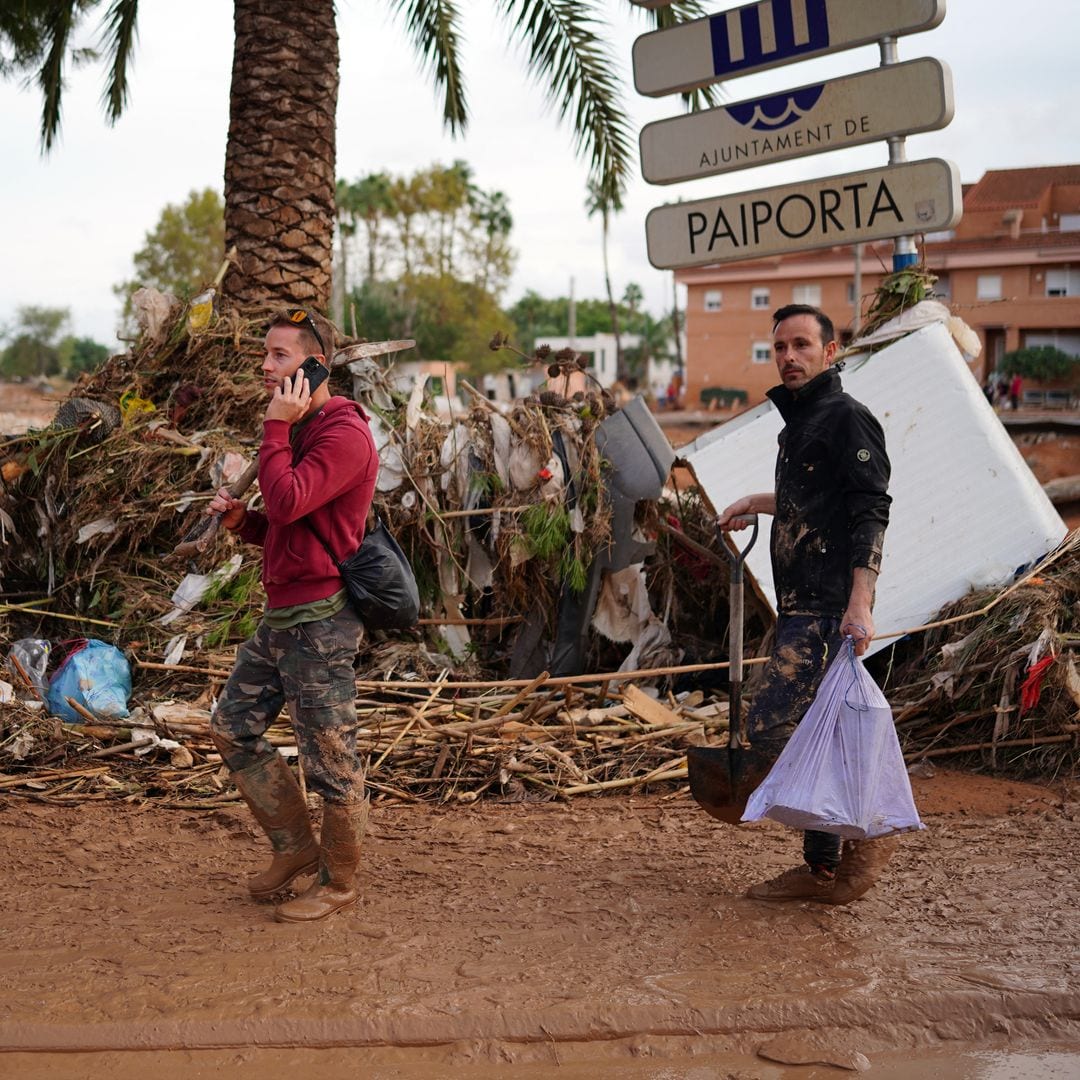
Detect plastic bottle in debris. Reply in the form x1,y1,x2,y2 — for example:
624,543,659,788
9,638,50,700
187,288,216,333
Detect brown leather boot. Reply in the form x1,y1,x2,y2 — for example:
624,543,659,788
819,835,898,905
229,753,320,900
274,798,369,923
746,864,836,901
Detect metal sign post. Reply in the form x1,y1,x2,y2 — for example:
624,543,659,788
881,36,920,270
633,0,958,275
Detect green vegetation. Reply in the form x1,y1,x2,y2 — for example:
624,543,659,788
203,562,263,649
113,188,225,321
999,345,1079,385
0,305,111,378
700,387,749,408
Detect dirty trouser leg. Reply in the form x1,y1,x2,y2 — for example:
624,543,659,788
745,614,844,872
212,621,287,771
274,606,365,805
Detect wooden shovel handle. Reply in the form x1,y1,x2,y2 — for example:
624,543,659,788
172,459,260,559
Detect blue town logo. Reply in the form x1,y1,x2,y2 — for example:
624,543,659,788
725,85,825,131
710,0,830,78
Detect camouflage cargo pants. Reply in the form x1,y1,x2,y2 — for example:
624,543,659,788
211,606,365,804
745,613,844,870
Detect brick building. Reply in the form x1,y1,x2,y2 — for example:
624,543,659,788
677,165,1080,408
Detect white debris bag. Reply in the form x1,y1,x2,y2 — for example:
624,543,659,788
742,639,924,839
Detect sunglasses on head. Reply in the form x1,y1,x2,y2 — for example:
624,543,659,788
285,308,326,354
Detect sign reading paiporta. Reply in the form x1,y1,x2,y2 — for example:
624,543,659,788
640,59,954,185
644,159,962,270
633,0,946,97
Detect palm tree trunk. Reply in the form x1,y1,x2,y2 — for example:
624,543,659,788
602,211,623,379
224,0,339,309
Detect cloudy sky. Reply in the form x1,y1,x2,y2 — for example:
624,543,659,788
1,0,1075,348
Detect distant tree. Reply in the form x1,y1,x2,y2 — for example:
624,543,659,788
505,291,629,352
352,172,395,284
113,188,225,318
58,335,111,376
621,311,676,383
622,282,644,321
586,177,624,377
0,305,69,377
1000,346,1079,385
467,187,513,296
348,273,508,376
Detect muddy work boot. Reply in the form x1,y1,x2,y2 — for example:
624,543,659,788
746,863,836,901
275,798,369,923
229,752,320,900
820,836,898,906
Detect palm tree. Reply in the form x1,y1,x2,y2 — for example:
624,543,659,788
352,172,396,284
5,0,714,310
622,281,644,325
586,176,624,379
469,188,514,294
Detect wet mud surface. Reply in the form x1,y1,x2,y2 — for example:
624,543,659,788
1,769,1078,1077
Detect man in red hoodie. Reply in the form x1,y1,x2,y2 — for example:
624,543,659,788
207,307,378,923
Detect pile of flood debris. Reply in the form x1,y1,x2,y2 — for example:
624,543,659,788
0,291,1077,805
885,529,1080,778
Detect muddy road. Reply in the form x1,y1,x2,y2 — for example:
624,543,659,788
1,769,1078,1077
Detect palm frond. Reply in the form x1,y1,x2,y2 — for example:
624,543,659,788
498,0,633,203
388,0,468,134
36,1,81,151
627,0,721,112
98,0,138,124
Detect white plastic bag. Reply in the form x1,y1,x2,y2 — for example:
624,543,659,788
742,638,924,839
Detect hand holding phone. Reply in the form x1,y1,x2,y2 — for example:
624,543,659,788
298,355,330,393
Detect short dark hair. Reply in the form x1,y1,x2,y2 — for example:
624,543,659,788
772,304,834,346
268,307,335,358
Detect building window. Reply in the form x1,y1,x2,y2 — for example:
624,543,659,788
932,274,951,300
846,282,857,305
752,342,772,364
1060,213,1080,231
792,284,821,306
976,274,1002,300
751,287,770,309
704,289,722,312
1024,330,1080,356
1046,269,1078,297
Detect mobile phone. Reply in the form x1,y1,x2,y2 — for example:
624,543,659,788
298,355,330,393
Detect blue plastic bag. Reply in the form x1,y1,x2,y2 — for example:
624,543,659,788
47,640,132,723
742,638,924,839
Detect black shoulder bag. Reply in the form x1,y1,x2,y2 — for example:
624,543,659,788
303,516,420,631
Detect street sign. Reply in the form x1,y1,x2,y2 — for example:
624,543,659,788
640,58,953,185
633,0,947,97
644,159,961,270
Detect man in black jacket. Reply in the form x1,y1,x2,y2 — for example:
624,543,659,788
718,304,894,904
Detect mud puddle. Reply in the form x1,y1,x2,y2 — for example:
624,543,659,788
0,769,1077,1073
4,1044,1079,1078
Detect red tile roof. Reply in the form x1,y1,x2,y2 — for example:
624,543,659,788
964,165,1080,210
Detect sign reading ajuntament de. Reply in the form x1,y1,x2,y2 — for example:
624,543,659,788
640,59,953,185
645,159,962,270
633,0,946,97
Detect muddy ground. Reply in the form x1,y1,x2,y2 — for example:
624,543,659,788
1,769,1078,1077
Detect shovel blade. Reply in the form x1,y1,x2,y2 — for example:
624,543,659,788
686,744,774,825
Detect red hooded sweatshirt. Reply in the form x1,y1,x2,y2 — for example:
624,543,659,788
236,396,378,609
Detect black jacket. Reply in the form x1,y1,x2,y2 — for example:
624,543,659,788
766,366,891,618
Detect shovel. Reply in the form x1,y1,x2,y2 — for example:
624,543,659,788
686,515,774,824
